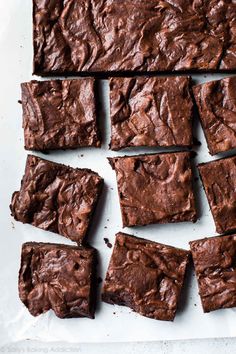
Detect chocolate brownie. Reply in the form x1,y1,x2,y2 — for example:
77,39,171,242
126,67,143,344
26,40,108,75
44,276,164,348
190,234,236,313
193,77,236,155
10,155,103,243
198,155,236,234
21,79,101,151
102,232,190,321
109,152,197,227
19,242,97,318
109,76,193,150
33,0,236,75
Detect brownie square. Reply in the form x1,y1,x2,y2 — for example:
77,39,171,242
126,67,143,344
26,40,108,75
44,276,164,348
33,0,236,75
19,242,97,318
198,156,236,234
102,233,190,321
109,76,193,150
193,77,236,155
190,235,236,313
109,152,197,227
21,79,101,151
10,155,103,243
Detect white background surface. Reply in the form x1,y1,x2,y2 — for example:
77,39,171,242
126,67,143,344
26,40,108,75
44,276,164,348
1,0,236,352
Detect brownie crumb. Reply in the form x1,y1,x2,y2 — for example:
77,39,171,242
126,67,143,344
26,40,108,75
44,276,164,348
190,151,197,158
18,100,22,104
193,137,201,146
104,238,112,248
97,277,103,284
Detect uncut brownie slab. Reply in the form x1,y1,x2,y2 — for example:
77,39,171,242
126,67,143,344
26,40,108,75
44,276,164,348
109,76,193,150
19,242,97,318
198,156,236,234
33,0,236,75
10,155,103,243
109,152,197,228
21,79,101,151
190,235,236,313
193,77,236,155
102,233,190,321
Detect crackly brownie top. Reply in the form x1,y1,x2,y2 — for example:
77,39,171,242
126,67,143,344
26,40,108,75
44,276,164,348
193,77,236,155
10,155,103,243
33,0,236,74
21,79,100,150
19,242,96,318
102,233,190,321
109,152,197,227
198,156,236,234
110,76,193,150
190,235,236,312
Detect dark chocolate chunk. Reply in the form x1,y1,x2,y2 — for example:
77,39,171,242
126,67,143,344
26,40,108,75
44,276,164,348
19,242,97,318
193,77,236,155
198,155,236,234
109,152,197,228
190,234,236,313
21,79,101,151
102,232,190,321
10,155,103,243
33,0,236,75
109,76,193,150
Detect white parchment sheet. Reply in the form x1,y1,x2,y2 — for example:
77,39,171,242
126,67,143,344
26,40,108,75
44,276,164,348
1,0,236,346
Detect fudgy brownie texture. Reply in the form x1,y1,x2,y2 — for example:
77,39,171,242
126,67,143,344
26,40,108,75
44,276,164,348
198,156,236,234
109,76,193,150
190,235,236,313
102,233,190,321
21,79,101,151
109,152,197,228
10,155,103,243
33,0,236,75
19,242,97,318
193,77,236,155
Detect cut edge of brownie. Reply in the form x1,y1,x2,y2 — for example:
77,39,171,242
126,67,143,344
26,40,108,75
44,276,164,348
18,242,98,319
102,232,190,321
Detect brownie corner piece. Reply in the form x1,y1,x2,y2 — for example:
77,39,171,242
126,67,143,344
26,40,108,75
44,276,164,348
21,78,101,151
198,155,236,234
193,76,236,155
109,76,193,150
190,234,236,313
10,155,103,243
109,152,197,227
19,242,97,318
102,232,190,321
